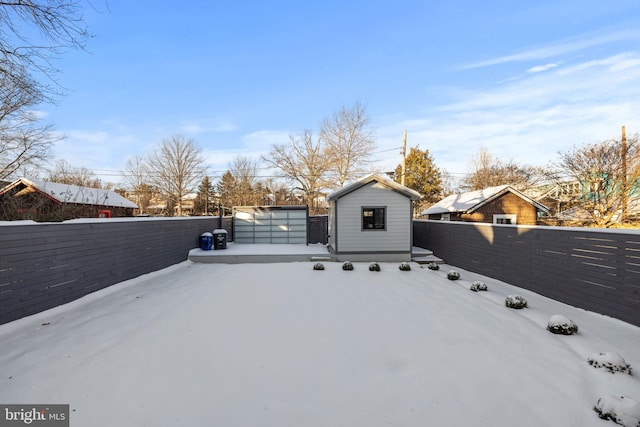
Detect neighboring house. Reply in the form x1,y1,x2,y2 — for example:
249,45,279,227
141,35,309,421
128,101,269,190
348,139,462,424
0,178,138,221
421,185,549,225
326,174,421,262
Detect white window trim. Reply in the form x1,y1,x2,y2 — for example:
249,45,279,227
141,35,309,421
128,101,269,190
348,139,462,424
493,214,517,225
441,213,451,221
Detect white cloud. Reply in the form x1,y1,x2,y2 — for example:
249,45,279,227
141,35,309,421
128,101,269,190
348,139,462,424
527,62,561,73
202,129,291,176
242,130,290,150
462,29,640,69
372,52,640,181
180,120,237,134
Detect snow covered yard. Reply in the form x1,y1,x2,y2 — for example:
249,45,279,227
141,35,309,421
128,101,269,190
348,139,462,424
1,260,639,427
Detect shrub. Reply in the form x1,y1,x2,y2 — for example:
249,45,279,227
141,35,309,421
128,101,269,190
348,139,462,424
594,395,640,427
547,315,578,335
313,262,324,271
505,295,527,309
447,270,460,280
342,261,354,271
470,281,487,292
369,262,381,272
588,352,632,375
427,262,440,270
399,262,411,271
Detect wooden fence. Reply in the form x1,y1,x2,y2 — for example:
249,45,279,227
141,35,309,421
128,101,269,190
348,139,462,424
413,220,640,327
3,217,639,327
0,217,231,325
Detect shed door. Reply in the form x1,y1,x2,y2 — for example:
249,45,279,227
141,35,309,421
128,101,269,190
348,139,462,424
233,207,308,244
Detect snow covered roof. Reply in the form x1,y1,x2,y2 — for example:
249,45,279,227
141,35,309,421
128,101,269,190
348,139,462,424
421,185,549,216
327,174,421,201
3,178,138,209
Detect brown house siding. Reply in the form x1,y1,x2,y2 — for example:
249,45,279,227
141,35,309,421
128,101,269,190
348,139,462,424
461,193,539,225
426,193,540,225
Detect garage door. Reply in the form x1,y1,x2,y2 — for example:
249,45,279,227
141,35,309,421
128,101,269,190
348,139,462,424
233,206,308,244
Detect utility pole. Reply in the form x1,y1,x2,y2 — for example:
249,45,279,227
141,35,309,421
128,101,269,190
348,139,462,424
621,125,628,222
401,130,407,186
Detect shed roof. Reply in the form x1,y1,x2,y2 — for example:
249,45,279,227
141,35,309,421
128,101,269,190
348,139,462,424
327,174,421,202
1,178,138,209
421,185,549,216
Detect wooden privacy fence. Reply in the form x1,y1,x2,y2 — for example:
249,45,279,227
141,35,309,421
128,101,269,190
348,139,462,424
4,217,639,327
0,217,231,325
413,220,640,327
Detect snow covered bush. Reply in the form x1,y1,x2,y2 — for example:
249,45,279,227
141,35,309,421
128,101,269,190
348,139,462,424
588,352,632,375
313,262,324,271
505,295,527,309
427,262,440,270
342,261,354,271
447,270,460,280
399,262,411,271
546,314,578,335
594,395,640,427
369,262,381,272
470,281,487,292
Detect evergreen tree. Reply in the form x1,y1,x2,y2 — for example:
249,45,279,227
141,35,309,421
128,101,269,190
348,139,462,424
395,146,443,214
216,171,236,215
195,176,216,215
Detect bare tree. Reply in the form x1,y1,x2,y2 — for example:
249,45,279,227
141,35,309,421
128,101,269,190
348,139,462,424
262,130,331,213
47,159,101,187
1,1,91,179
146,135,207,216
122,155,154,214
320,101,376,188
462,147,545,191
556,134,640,228
1,0,91,100
229,155,260,206
263,177,293,205
0,62,61,179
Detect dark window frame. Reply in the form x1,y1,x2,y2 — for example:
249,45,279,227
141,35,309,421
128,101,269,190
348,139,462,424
362,206,386,231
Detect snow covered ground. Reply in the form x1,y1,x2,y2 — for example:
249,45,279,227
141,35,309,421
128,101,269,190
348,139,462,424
1,260,639,427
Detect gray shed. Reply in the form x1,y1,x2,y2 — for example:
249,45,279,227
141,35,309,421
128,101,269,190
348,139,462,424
326,174,421,262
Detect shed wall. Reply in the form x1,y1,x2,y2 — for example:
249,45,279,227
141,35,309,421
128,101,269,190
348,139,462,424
334,182,412,252
328,201,336,249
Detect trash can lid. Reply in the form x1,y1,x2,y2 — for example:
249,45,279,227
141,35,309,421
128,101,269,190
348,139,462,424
213,229,227,234
201,232,213,236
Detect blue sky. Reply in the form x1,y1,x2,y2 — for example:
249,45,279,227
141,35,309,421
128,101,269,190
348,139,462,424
42,0,640,186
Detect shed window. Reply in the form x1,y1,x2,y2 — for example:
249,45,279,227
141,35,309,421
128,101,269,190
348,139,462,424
362,207,386,230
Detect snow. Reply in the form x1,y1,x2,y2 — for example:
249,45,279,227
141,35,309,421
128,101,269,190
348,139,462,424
193,242,330,256
17,177,138,209
548,314,580,335
589,352,632,375
594,395,640,427
1,260,639,427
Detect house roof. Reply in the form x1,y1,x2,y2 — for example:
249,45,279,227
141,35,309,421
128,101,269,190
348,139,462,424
1,178,138,209
327,174,421,202
420,185,550,216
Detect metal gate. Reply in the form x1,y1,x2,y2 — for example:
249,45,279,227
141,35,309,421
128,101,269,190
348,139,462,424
233,206,308,244
308,215,328,244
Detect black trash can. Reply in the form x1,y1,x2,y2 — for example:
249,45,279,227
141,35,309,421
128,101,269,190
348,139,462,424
199,232,213,251
213,229,227,250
